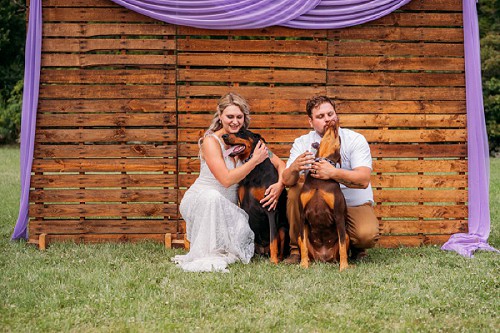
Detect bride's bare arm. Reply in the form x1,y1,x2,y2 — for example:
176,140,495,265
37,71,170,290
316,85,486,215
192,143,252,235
202,136,268,188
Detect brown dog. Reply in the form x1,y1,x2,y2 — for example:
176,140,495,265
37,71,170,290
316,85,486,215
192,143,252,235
298,121,349,271
222,129,289,264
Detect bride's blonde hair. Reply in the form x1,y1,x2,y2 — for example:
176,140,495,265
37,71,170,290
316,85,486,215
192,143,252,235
205,93,251,135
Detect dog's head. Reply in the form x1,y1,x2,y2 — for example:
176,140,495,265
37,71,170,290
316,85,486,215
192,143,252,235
318,120,341,165
221,129,265,161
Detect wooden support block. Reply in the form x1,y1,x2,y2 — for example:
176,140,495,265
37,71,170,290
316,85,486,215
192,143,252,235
164,233,172,249
39,233,47,250
184,233,190,251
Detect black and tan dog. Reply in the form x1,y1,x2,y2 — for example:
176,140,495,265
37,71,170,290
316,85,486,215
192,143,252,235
298,121,349,271
222,129,289,264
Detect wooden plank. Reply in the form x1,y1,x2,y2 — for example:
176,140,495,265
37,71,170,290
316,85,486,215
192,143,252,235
178,69,326,84
368,13,462,27
328,72,465,87
328,27,463,42
178,53,326,69
179,159,468,174
178,143,467,160
379,220,467,235
35,128,176,143
358,129,467,143
177,39,327,54
32,158,177,173
178,128,467,143
178,114,466,129
178,99,466,114
370,144,467,158
29,203,178,218
178,98,307,113
34,144,176,159
41,69,175,84
335,101,466,114
178,143,292,158
372,159,467,173
329,41,464,57
43,7,157,23
37,113,177,127
327,56,464,71
27,234,171,247
177,26,327,38
327,86,466,101
178,171,468,190
377,235,452,248
42,54,176,67
39,85,175,99
178,86,327,99
43,0,120,7
373,189,467,202
372,174,467,188
30,219,177,234
31,173,177,188
402,0,462,11
38,99,176,113
30,189,177,202
374,205,467,218
43,38,175,53
43,23,176,37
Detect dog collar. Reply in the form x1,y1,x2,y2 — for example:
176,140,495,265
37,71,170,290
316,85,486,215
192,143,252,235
243,154,253,164
315,157,337,167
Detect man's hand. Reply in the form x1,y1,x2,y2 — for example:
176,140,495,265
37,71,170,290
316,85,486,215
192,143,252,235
310,159,336,180
260,182,285,211
291,151,315,173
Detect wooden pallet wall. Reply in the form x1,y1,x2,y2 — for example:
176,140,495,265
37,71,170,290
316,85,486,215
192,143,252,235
29,0,468,248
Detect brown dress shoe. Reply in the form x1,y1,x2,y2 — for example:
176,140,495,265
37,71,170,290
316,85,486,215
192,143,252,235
283,253,300,264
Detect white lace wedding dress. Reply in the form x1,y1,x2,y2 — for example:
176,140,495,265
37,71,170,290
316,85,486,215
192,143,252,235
172,134,255,272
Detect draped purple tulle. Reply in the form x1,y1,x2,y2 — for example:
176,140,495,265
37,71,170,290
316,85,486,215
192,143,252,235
441,0,499,257
12,0,497,258
109,0,322,29
11,0,41,240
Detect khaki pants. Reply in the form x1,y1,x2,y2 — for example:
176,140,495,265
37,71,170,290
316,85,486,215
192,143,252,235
287,181,380,255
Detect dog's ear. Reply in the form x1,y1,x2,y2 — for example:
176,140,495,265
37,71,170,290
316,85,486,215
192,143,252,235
251,132,262,142
254,133,267,144
334,119,340,138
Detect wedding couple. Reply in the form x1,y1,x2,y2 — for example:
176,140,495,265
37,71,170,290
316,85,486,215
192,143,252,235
172,93,378,272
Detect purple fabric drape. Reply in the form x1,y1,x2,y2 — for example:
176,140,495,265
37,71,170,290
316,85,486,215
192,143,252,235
441,0,499,257
11,0,41,240
12,0,497,258
283,0,412,29
108,0,322,30
108,0,412,30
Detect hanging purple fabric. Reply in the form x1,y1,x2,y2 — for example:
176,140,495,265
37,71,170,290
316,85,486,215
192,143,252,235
441,0,499,257
12,0,497,258
107,0,322,30
283,0,412,29
11,0,42,240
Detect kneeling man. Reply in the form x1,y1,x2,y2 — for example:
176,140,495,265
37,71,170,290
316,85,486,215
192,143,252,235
283,96,379,263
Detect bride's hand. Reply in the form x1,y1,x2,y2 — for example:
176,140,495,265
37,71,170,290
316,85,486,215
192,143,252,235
250,140,269,165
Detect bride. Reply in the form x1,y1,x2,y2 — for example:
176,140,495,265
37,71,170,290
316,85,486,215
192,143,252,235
172,93,285,272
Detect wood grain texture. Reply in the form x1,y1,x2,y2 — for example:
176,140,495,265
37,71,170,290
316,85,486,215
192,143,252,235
31,0,469,247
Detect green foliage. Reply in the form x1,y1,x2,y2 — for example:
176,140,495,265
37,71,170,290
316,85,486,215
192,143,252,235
478,0,500,155
0,147,499,332
0,1,25,144
0,79,22,143
0,0,26,99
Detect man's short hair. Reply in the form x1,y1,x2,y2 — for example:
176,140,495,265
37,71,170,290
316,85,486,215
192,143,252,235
306,96,336,118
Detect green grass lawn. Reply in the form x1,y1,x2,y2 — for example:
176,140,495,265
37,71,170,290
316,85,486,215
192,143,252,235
1,146,498,332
